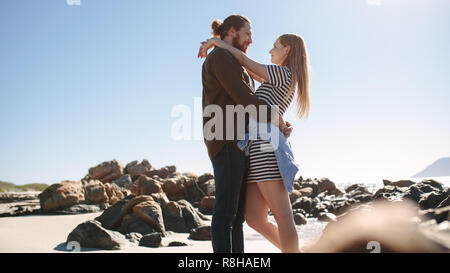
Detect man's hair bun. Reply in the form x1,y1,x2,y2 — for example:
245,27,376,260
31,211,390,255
211,19,223,37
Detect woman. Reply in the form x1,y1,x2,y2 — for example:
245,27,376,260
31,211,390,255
199,22,311,253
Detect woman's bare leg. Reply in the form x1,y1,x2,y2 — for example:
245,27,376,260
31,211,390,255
245,183,282,250
256,180,300,253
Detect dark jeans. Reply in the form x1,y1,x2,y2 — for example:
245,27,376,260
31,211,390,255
210,142,249,253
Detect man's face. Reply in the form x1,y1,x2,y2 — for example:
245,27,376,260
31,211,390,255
231,23,252,53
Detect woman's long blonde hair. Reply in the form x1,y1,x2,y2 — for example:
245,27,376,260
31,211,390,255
278,34,311,120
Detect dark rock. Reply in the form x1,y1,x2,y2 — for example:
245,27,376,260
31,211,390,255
200,179,215,196
125,159,152,179
112,174,132,189
125,232,143,244
197,173,214,187
119,213,156,235
139,232,162,248
318,212,337,222
66,220,129,250
132,200,165,233
178,199,205,230
95,195,134,230
293,213,307,225
0,199,41,217
0,192,40,203
383,179,415,188
402,185,423,204
163,201,189,233
292,208,306,216
289,190,302,203
183,176,205,204
419,191,449,210
438,196,450,208
420,179,444,191
200,196,215,215
310,202,328,218
168,241,189,247
189,225,211,241
345,184,370,194
351,193,373,203
316,177,337,195
53,204,103,215
292,197,314,214
420,206,450,224
415,183,438,194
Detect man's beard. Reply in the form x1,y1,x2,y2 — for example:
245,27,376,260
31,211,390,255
232,33,248,53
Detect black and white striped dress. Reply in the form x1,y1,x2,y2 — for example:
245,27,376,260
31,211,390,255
246,64,294,184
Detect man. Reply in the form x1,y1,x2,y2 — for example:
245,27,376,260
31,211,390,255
201,15,288,253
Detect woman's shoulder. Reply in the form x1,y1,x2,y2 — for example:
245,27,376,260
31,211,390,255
265,64,292,87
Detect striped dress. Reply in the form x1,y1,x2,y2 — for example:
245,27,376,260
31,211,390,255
246,64,294,183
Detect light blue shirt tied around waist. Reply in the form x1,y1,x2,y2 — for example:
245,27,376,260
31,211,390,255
236,118,299,193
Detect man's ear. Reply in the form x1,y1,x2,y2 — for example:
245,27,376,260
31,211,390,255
229,26,237,37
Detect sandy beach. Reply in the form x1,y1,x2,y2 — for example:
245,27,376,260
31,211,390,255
0,212,327,253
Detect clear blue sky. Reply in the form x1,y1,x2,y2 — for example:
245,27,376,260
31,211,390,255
1,0,449,185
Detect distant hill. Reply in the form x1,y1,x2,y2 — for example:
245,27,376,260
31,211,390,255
412,157,450,178
0,180,48,192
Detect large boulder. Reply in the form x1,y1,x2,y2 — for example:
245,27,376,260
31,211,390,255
131,199,165,233
95,195,135,230
183,176,205,205
119,213,157,235
419,190,450,210
189,225,211,241
112,174,132,189
84,180,109,204
136,175,162,195
200,196,215,215
124,159,152,179
145,167,171,179
178,199,205,230
38,180,85,211
316,177,337,195
88,160,124,183
162,177,185,200
66,220,129,250
163,201,188,232
139,232,163,248
383,179,415,188
200,179,215,196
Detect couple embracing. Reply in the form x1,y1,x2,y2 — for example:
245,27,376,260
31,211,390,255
198,14,311,253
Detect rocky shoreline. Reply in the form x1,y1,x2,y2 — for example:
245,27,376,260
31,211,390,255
1,158,449,252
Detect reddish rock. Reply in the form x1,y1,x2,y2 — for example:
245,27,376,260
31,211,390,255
84,180,109,204
38,180,85,211
125,159,152,179
200,196,215,214
136,175,162,195
162,177,185,200
88,160,124,183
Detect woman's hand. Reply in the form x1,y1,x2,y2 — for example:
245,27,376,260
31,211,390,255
280,121,293,138
197,37,222,58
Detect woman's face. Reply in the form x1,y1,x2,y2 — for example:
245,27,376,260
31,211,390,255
269,39,289,66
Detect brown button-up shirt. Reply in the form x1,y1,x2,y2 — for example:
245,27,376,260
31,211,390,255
201,47,273,160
